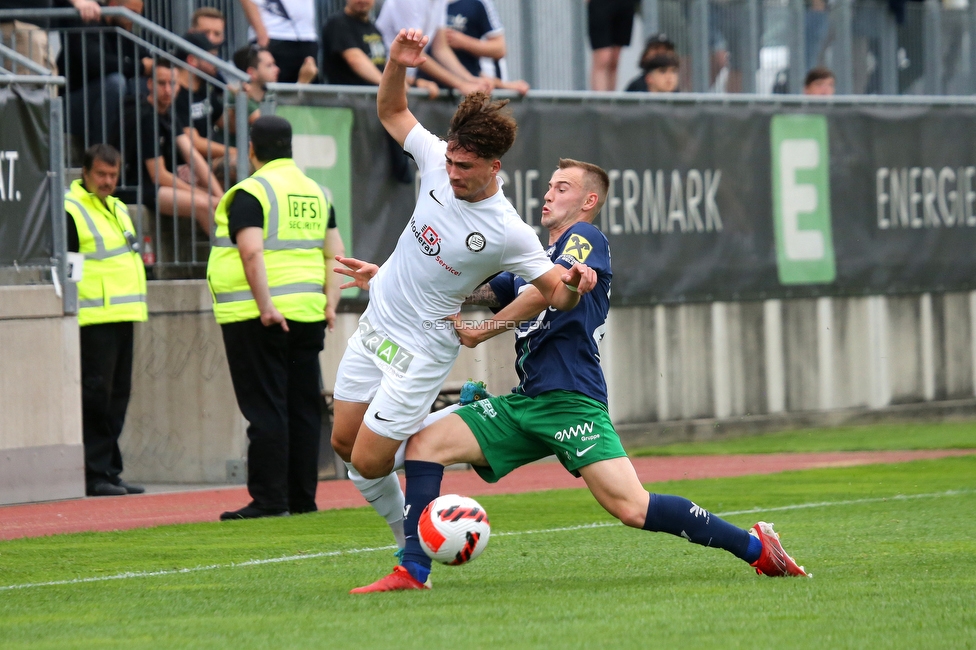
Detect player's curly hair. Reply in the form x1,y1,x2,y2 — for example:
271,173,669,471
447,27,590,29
446,92,517,160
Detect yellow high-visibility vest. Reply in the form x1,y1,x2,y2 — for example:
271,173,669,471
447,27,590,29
207,158,329,325
64,179,147,326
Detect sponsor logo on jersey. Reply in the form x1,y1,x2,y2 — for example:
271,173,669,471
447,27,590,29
561,234,593,263
553,421,597,442
410,218,442,256
465,231,486,252
435,255,461,276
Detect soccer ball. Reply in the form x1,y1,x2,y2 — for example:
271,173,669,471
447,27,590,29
418,494,491,565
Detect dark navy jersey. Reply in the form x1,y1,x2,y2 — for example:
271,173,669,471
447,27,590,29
489,221,612,404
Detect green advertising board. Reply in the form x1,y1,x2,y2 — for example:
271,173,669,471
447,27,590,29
770,114,837,285
274,105,359,299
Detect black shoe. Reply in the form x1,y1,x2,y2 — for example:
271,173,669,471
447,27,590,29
115,479,145,494
87,481,128,497
219,505,290,521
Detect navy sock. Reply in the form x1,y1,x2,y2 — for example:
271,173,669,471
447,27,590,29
745,534,763,564
642,493,754,562
400,460,445,583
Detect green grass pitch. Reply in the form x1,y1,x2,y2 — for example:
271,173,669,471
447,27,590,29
1,457,974,648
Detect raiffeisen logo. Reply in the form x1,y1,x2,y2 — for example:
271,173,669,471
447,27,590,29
411,219,441,256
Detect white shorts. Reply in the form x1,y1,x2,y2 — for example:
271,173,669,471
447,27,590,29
333,317,457,441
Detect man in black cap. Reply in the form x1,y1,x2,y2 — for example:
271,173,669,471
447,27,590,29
207,115,345,520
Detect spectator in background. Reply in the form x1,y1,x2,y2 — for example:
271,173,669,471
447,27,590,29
232,45,277,124
57,0,145,152
639,53,680,93
321,0,429,183
321,0,390,86
113,59,223,234
231,44,316,126
237,0,319,83
190,6,226,50
804,66,835,95
709,0,746,92
174,32,230,158
0,0,100,74
624,32,675,92
444,0,529,94
375,0,492,95
587,0,639,91
190,7,229,89
321,0,437,94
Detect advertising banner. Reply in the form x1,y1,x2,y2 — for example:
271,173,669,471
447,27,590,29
0,86,53,269
275,92,976,305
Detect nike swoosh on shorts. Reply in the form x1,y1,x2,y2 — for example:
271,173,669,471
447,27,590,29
576,443,597,457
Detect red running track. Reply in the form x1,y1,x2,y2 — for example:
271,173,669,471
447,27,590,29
1,450,973,541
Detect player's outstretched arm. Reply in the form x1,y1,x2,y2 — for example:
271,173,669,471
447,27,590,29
378,29,427,146
453,285,549,347
333,255,379,291
529,263,597,311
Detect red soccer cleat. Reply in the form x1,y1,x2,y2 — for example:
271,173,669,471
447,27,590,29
749,522,810,578
349,566,432,594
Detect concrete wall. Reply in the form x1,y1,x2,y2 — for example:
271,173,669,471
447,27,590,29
0,286,84,505
5,280,976,501
120,281,520,485
605,294,976,426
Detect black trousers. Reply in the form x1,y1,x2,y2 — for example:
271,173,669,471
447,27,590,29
80,321,134,488
220,318,325,513
267,39,319,84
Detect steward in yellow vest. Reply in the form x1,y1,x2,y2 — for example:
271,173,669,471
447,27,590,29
207,116,345,520
64,144,147,498
65,169,147,327
207,154,330,325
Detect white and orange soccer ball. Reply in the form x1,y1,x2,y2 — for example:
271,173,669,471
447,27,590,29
418,494,491,565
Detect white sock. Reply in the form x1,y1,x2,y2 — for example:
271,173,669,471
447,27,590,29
345,461,406,547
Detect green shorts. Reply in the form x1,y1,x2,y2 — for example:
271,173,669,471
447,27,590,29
455,390,627,483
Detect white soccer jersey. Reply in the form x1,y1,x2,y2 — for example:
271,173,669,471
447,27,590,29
365,123,553,361
376,0,449,48
248,0,317,42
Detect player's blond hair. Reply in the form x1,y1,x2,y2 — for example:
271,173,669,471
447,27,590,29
558,158,609,213
447,92,517,160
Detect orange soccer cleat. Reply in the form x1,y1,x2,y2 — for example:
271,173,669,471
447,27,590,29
749,522,810,578
349,566,432,594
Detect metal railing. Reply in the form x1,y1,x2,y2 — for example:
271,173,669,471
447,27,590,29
0,7,250,277
641,0,976,95
124,0,976,95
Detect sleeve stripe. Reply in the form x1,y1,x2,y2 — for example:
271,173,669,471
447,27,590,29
480,0,504,33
